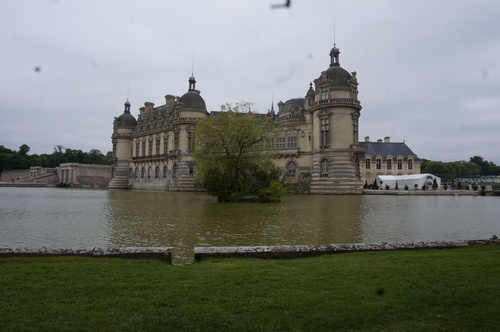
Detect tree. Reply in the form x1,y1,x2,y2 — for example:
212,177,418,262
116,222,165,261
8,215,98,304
194,102,286,202
18,144,30,156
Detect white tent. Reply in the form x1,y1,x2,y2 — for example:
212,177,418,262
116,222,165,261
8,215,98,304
376,174,441,189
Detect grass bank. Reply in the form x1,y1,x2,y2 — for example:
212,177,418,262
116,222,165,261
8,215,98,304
1,246,498,331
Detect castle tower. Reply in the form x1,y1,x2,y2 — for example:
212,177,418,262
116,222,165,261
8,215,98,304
110,100,136,189
307,44,364,194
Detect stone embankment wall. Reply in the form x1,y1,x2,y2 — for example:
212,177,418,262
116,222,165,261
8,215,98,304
0,247,172,261
1,240,497,263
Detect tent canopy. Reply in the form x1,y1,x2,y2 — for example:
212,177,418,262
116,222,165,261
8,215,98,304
376,173,441,189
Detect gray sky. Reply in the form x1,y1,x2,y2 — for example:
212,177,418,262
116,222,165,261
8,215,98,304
1,0,499,164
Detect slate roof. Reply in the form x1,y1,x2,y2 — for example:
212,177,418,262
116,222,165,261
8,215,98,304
359,142,421,161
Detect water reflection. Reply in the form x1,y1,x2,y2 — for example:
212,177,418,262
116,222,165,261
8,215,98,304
1,188,498,264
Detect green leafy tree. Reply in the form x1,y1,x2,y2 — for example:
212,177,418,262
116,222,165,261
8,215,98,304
194,102,286,202
18,144,30,156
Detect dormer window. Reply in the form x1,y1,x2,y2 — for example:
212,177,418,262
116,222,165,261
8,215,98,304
321,87,329,100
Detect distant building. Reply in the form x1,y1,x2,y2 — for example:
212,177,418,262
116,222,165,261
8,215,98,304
359,136,421,185
110,43,420,194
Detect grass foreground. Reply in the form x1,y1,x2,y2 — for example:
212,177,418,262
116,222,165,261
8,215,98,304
1,246,498,331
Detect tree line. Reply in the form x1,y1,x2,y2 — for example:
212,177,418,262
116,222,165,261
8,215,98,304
0,144,111,172
421,156,500,181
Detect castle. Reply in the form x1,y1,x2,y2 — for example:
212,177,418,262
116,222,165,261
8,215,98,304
110,44,420,193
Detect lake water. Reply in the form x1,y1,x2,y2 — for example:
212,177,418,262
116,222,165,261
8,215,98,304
1,187,498,263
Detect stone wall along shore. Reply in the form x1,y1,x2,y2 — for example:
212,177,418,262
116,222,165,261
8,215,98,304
2,240,497,263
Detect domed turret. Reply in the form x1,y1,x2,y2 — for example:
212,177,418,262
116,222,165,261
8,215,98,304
179,75,207,113
116,100,137,128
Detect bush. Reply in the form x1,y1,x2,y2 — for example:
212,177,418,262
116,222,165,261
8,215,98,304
257,180,288,202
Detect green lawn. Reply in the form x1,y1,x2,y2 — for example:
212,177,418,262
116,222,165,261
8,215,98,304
1,246,498,331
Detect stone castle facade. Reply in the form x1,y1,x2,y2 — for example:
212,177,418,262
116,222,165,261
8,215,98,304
110,44,420,194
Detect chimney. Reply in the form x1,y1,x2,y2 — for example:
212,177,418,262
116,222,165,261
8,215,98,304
384,136,390,143
377,139,382,143
364,136,370,142
165,95,175,109
144,102,154,112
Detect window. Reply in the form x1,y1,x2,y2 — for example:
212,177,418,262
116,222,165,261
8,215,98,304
148,167,152,179
387,159,392,170
188,132,195,152
397,159,403,170
321,87,328,100
156,138,160,155
320,118,330,147
376,158,381,170
148,140,153,156
320,159,329,177
286,161,298,178
174,132,179,150
130,144,133,158
287,136,297,149
265,138,274,149
276,137,286,149
136,141,139,157
163,136,169,154
135,168,139,178
141,141,146,156
129,168,134,178
162,166,167,178
365,159,371,169
154,166,160,179
141,167,145,179
408,159,413,170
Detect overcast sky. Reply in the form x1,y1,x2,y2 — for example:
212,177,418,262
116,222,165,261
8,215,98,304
1,0,499,164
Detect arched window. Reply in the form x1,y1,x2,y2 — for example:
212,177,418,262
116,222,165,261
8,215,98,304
135,168,139,179
154,166,160,179
129,168,134,178
141,167,145,179
286,160,298,178
320,158,329,178
148,167,152,179
163,166,167,178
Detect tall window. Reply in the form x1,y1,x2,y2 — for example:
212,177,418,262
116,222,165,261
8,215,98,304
321,87,328,100
141,141,146,156
320,118,330,147
353,117,358,145
397,159,403,170
188,132,195,152
136,141,139,157
320,158,329,177
365,159,371,169
135,168,139,179
154,166,160,178
265,138,274,149
286,160,298,178
174,132,179,151
129,168,134,178
163,136,169,154
162,166,167,178
148,140,153,156
387,159,392,170
276,137,286,149
376,158,381,170
408,159,413,170
141,167,145,179
130,144,133,158
148,167,152,179
155,138,160,155
287,136,297,149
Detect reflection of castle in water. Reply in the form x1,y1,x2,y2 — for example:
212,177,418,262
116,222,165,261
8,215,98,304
111,43,421,193
105,191,365,252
